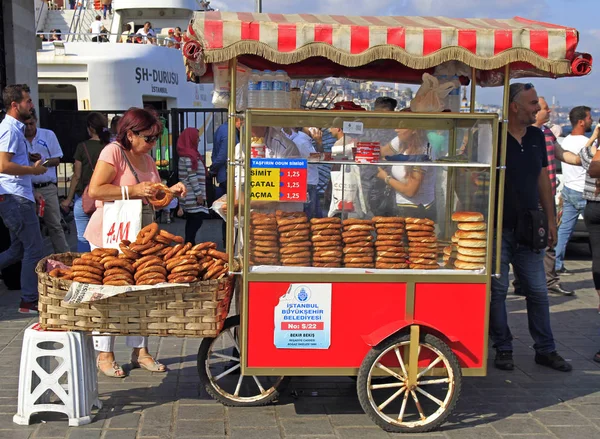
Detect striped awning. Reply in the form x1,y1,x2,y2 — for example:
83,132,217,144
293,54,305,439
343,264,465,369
185,12,592,80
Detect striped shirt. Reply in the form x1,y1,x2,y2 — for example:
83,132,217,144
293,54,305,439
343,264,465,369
542,125,558,197
178,157,209,214
578,146,600,202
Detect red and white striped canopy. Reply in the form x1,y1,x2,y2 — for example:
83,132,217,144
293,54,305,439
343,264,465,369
186,12,592,82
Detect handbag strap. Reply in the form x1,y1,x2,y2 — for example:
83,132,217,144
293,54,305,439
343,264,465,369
82,142,94,172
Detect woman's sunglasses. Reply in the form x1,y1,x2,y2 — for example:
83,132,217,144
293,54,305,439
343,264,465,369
134,131,158,143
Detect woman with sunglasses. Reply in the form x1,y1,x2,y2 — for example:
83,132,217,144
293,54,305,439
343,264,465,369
84,107,187,377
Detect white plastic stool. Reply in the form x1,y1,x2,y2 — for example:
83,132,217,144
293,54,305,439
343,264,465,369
13,324,102,426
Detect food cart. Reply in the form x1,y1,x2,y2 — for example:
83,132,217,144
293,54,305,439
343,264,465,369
183,12,592,432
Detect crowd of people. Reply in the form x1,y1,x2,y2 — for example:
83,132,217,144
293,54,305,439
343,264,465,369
88,18,183,48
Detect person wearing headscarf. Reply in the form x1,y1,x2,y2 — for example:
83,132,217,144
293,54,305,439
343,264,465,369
177,128,209,244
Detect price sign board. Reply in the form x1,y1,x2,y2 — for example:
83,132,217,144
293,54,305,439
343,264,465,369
250,158,307,202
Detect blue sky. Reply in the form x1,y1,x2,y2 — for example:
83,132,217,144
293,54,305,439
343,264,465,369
210,0,599,107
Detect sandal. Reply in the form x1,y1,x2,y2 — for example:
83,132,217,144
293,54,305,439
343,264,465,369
97,359,126,378
594,351,600,364
131,354,167,373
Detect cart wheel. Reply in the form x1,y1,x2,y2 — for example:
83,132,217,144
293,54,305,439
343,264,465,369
357,332,461,433
197,315,289,406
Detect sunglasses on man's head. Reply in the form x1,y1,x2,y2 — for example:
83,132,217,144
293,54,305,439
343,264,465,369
134,132,158,143
509,83,535,102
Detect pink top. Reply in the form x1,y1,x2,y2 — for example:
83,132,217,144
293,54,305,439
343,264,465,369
84,142,160,247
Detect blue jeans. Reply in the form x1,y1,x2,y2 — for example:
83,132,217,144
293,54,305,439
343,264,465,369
490,229,556,355
102,5,112,18
73,194,91,252
555,186,585,271
304,184,322,218
0,195,44,302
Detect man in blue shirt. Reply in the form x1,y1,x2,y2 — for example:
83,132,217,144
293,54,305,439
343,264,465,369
211,118,240,199
0,84,48,314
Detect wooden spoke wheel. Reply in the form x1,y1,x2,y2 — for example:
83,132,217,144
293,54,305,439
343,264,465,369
197,315,289,406
357,332,461,433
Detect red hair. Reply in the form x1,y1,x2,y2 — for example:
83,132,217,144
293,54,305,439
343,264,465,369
116,107,163,150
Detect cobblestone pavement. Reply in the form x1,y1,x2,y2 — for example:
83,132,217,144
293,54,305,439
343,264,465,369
0,219,598,438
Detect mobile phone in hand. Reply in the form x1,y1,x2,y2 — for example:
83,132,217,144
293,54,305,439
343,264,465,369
41,159,51,167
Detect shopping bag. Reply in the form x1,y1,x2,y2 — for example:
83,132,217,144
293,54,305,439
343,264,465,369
102,186,142,248
328,167,368,218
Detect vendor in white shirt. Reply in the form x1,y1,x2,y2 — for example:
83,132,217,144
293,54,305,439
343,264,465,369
136,21,156,44
24,110,70,253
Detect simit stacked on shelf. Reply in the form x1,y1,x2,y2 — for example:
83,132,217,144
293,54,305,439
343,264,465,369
276,211,311,266
341,219,375,268
451,211,486,270
48,224,229,284
405,217,439,269
310,217,343,267
249,212,280,266
373,216,408,269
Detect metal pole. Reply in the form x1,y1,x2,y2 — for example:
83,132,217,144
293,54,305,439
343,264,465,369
470,67,477,113
226,58,237,269
256,0,262,13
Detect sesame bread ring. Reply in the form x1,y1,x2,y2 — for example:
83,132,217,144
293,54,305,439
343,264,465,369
158,229,184,244
81,254,103,263
456,230,487,240
280,230,309,238
344,263,375,268
168,271,198,280
375,240,404,247
99,255,118,266
72,271,103,282
343,246,374,254
136,278,164,286
312,262,341,268
276,210,306,218
457,222,486,231
409,263,439,270
253,245,280,254
405,218,435,226
374,223,405,230
456,254,487,263
408,253,438,260
251,235,280,243
251,229,279,236
283,251,311,258
376,262,409,269
251,250,277,259
174,243,192,258
311,223,342,231
251,240,279,249
379,257,409,263
279,246,306,255
376,228,405,235
280,257,310,264
49,268,72,278
407,241,437,248
154,234,172,245
137,223,159,245
132,255,162,269
375,246,406,252
310,217,341,224
280,235,312,243
443,246,455,256
250,257,279,265
457,247,487,257
342,218,374,226
148,183,173,208
204,264,226,280
405,224,434,231
105,267,134,277
343,236,374,244
168,276,196,284
73,276,102,285
454,260,485,270
312,234,342,242
136,273,167,283
310,241,339,248
310,229,341,237
103,274,134,283
313,250,342,258
458,239,486,248
451,234,460,243
130,241,154,252
344,224,375,232
376,251,407,258
409,258,438,265
407,237,437,243
141,242,165,255
282,241,312,248
376,234,404,241
451,211,484,222
134,265,167,281
72,264,104,277
104,259,135,273
92,248,119,257
212,267,230,279
104,280,134,287
251,218,277,227
277,217,308,226
172,264,201,274
73,258,104,270
372,216,405,224
278,223,310,233
343,256,374,263
407,231,435,238
341,230,372,238
207,249,228,262
119,242,140,259
311,248,342,254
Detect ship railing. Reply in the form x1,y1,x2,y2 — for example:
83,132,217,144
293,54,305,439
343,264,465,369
37,32,184,48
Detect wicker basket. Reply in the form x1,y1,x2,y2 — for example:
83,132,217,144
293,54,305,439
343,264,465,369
37,253,234,338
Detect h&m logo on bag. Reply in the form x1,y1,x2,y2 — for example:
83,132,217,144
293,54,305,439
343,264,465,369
106,221,131,244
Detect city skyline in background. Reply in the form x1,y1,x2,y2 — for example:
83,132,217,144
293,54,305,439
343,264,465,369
210,0,600,108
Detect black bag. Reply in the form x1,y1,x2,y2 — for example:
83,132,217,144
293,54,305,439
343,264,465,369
368,178,397,217
516,209,548,250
